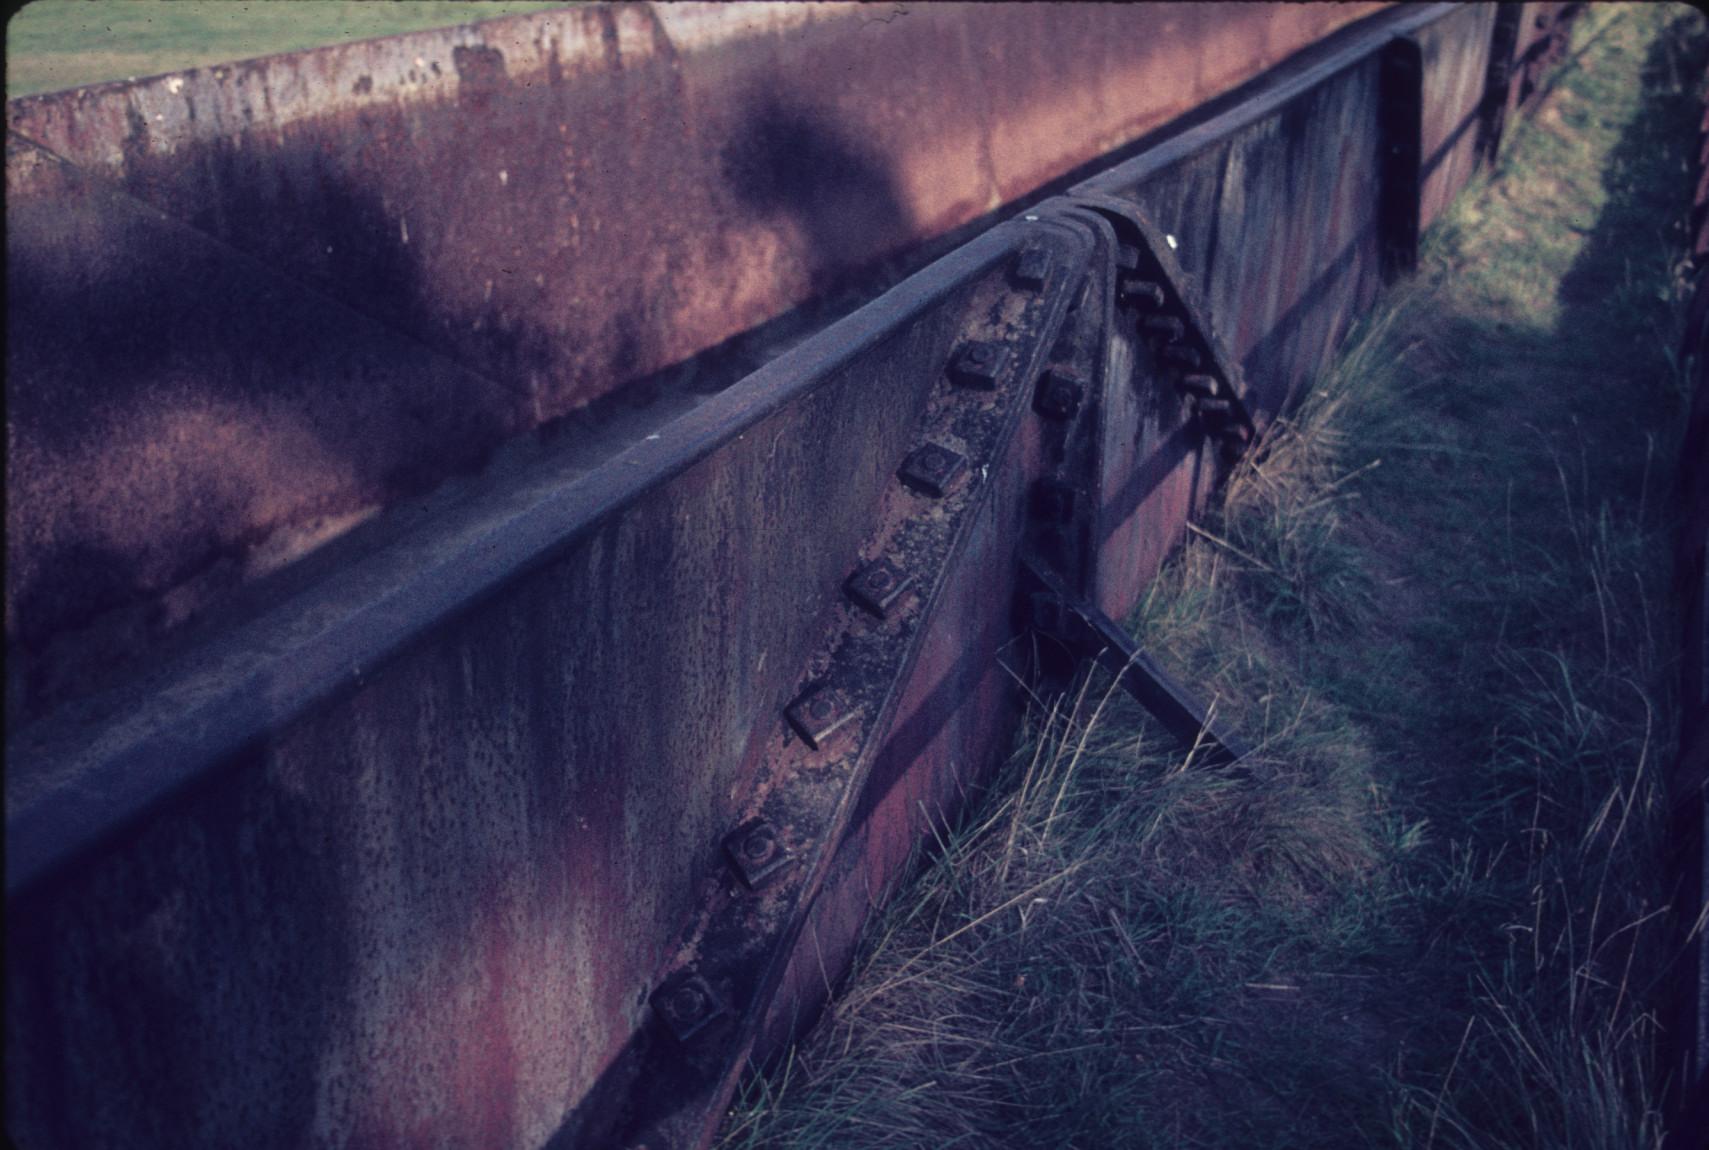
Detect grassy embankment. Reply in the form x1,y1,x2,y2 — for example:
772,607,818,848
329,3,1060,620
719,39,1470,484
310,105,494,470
5,0,568,99
719,5,1707,1147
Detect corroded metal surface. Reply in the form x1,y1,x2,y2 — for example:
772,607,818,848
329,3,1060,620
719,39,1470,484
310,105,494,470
4,1,1385,722
5,220,1035,1149
1410,2,1499,230
5,4,1582,1148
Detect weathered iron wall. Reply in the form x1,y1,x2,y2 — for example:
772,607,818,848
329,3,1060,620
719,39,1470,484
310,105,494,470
4,1,1385,727
5,222,1042,1149
1413,3,1499,230
6,5,1563,1148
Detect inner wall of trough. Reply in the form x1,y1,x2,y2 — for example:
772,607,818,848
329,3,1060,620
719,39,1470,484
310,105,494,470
3,2,1382,724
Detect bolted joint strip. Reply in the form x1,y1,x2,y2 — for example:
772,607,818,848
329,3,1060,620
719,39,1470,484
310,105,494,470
784,685,860,752
650,971,728,1044
845,558,915,619
947,340,1011,390
722,818,793,889
1034,369,1086,422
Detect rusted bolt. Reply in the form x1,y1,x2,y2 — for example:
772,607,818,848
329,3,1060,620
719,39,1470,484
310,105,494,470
723,817,793,888
1120,278,1167,309
1179,373,1219,398
948,340,1010,390
1162,344,1202,370
650,971,726,1043
1034,369,1085,422
846,557,915,619
786,685,859,751
1142,315,1186,342
1012,244,1052,290
899,442,967,497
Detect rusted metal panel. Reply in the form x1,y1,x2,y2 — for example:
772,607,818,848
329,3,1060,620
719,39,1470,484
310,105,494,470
1410,3,1499,230
6,5,1562,1148
4,1,1388,723
3,132,529,726
3,219,1078,1149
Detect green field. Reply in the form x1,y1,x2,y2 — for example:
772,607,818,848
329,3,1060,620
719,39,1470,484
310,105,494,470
5,0,570,99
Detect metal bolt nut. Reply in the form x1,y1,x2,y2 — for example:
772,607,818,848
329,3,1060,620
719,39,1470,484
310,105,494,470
650,971,726,1043
1120,278,1167,309
898,442,967,497
1161,344,1202,370
846,558,915,619
1178,373,1219,398
1034,370,1085,422
785,685,859,751
723,817,793,889
948,341,1010,390
1012,245,1052,290
1142,315,1186,342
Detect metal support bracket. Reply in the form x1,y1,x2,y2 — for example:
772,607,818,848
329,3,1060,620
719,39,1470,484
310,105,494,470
1020,557,1252,766
1068,193,1259,462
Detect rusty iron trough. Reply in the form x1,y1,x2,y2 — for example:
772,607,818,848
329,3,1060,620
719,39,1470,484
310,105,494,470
4,4,1584,1148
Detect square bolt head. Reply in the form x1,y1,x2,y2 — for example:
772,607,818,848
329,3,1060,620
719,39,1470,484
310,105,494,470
898,442,967,497
1119,277,1167,309
948,340,1011,390
1034,370,1085,422
845,558,915,619
1161,344,1202,370
1142,315,1186,343
1114,245,1141,273
650,971,727,1043
1031,478,1078,524
723,817,793,889
785,685,859,751
1178,373,1219,398
1012,244,1052,290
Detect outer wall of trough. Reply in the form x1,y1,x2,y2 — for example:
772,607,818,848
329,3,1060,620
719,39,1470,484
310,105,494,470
3,2,1385,723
